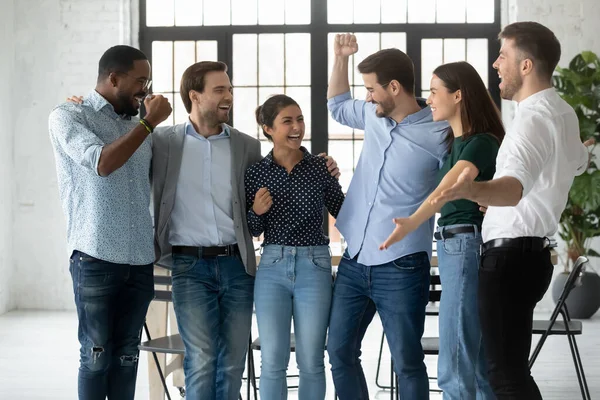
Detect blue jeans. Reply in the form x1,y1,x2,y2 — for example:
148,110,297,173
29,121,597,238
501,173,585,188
327,250,431,400
171,252,254,400
254,245,333,400
69,251,154,400
436,224,494,400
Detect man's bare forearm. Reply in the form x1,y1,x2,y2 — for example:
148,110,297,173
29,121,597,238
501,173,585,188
471,176,523,207
327,56,351,99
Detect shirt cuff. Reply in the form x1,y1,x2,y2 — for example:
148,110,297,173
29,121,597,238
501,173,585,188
327,91,352,108
494,169,533,197
84,145,104,176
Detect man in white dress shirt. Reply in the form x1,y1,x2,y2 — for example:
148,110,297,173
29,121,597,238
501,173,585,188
432,21,593,399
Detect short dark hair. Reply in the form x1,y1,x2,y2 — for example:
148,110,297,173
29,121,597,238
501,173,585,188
499,21,561,81
98,45,148,82
357,48,415,95
180,61,228,113
255,94,300,141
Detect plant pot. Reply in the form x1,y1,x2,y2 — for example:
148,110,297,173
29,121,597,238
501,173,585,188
551,271,600,319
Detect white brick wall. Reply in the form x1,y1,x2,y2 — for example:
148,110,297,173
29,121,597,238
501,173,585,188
0,0,16,315
11,0,135,310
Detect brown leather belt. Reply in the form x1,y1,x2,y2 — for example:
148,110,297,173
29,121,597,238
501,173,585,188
172,244,239,258
481,237,550,254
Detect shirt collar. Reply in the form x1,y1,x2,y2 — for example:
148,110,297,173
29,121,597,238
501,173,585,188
265,146,310,165
393,98,432,125
86,90,132,120
185,120,230,140
517,87,556,109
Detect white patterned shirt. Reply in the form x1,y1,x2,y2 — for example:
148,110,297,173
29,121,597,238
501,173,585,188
48,90,154,265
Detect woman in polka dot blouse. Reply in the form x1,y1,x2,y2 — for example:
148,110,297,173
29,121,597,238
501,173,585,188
244,94,345,400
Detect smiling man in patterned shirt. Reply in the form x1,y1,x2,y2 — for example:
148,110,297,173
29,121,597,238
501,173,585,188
49,45,172,400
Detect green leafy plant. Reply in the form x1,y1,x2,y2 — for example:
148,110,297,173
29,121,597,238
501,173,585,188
553,51,600,271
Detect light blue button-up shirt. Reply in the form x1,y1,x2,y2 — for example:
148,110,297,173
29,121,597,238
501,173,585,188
169,121,237,247
328,92,449,266
48,90,154,265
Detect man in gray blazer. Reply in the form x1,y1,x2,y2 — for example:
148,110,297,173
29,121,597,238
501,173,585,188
151,61,260,400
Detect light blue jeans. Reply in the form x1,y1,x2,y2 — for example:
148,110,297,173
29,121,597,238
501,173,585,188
436,224,495,400
254,245,333,400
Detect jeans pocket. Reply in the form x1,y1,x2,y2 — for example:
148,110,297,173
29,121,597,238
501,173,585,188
310,256,332,273
441,237,463,255
172,254,198,276
258,255,281,270
480,253,500,272
391,251,429,270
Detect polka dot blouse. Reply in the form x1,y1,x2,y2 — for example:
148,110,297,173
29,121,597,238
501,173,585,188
244,147,345,246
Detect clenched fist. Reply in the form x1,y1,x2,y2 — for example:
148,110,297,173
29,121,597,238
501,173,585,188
334,33,359,57
253,187,273,216
144,94,172,127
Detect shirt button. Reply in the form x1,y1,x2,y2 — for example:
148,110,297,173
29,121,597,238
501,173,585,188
368,202,372,206
129,179,133,183
131,224,134,228
131,201,134,205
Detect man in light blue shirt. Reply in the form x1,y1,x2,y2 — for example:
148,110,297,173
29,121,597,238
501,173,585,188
49,45,172,400
326,34,448,400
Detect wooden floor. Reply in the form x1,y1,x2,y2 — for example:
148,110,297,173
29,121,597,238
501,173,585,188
0,310,598,399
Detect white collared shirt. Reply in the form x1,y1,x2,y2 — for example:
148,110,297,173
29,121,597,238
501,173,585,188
482,88,589,242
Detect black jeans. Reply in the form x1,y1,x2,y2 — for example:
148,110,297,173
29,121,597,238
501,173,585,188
70,251,154,400
478,246,553,400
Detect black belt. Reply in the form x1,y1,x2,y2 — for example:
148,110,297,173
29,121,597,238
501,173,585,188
481,237,550,254
434,225,476,240
172,244,239,258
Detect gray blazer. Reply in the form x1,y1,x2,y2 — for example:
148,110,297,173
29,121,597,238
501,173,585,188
151,123,262,275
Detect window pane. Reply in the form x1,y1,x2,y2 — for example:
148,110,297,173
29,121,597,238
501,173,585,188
147,0,174,26
381,0,406,23
259,87,285,104
258,0,284,25
233,87,259,138
421,39,443,90
173,92,188,125
285,34,311,86
285,87,311,138
196,41,218,61
467,0,494,23
353,33,380,85
407,0,435,23
443,39,466,63
233,34,258,86
175,0,202,26
328,0,353,24
436,0,466,23
467,39,489,88
260,140,274,155
204,0,231,26
232,0,258,25
152,41,174,92
328,115,353,138
285,0,310,24
354,0,381,24
328,140,355,192
155,93,175,127
353,86,367,102
174,41,195,92
381,32,407,52
259,34,285,86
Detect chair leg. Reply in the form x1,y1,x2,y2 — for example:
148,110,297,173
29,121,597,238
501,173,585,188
375,332,392,389
390,359,394,400
143,322,172,400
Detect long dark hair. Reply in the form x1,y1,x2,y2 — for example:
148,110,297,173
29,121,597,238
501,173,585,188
433,61,505,150
255,94,300,141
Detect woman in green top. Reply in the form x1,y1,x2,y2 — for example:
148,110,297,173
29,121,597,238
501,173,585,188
380,61,505,399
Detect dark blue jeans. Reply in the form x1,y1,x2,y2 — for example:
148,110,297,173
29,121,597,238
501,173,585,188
171,253,255,400
327,251,431,400
69,251,154,400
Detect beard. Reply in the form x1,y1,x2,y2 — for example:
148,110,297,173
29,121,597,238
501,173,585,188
499,73,523,101
202,107,230,125
115,89,144,117
374,97,395,118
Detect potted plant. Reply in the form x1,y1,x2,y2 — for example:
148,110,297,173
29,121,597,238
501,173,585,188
550,51,600,319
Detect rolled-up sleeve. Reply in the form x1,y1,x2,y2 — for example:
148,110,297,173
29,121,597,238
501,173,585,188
327,91,367,130
49,106,105,175
494,115,553,197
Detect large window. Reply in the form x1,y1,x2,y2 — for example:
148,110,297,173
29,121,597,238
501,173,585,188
140,0,501,246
